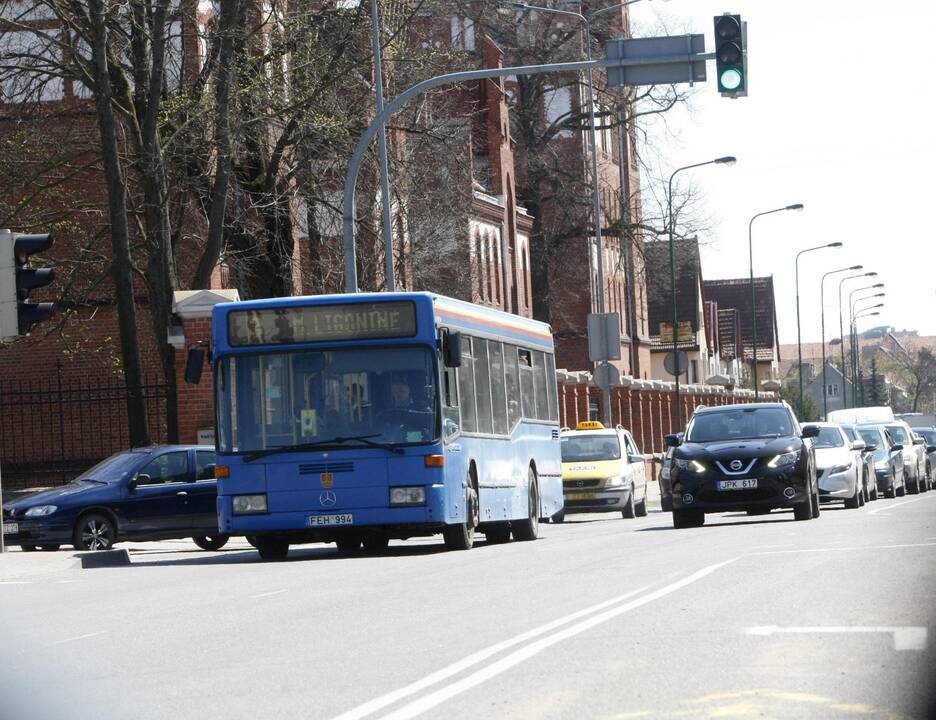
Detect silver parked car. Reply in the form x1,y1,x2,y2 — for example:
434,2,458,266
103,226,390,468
840,423,877,502
810,423,864,508
857,425,905,498
909,426,936,491
884,421,927,494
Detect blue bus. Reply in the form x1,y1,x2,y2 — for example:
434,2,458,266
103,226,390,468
209,292,563,559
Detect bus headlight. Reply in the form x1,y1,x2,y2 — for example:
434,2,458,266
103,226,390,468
390,486,426,506
232,494,268,515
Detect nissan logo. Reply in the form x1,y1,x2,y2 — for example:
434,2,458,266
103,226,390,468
319,490,337,507
730,459,743,471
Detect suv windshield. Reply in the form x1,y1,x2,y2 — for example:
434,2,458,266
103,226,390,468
685,407,793,443
561,435,621,462
216,346,439,454
813,427,845,449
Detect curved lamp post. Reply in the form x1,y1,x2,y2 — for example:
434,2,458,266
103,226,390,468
749,204,804,399
838,271,877,407
668,156,736,429
853,307,882,404
795,242,841,406
820,264,862,417
848,283,884,393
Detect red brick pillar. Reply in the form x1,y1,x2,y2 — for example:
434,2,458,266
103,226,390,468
638,386,650,452
576,383,589,424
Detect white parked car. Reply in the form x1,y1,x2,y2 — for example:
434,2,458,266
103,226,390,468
884,421,927,494
810,423,864,509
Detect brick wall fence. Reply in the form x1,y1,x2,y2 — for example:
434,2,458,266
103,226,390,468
556,370,768,481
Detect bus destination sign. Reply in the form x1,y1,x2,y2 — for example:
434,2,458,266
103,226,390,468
228,301,417,346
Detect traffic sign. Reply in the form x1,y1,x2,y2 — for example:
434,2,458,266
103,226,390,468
593,362,621,390
605,34,707,88
664,350,689,377
587,313,622,362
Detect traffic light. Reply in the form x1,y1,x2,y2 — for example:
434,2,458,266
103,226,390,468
0,229,55,338
714,13,746,97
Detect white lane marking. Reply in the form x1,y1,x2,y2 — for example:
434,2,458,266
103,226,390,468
867,494,936,515
749,544,795,550
360,560,738,720
752,542,936,556
0,581,33,585
331,584,653,720
51,631,106,645
746,626,928,651
250,589,287,599
55,580,79,584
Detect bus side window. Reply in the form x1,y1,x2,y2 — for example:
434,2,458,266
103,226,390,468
443,366,459,426
489,342,509,436
474,338,493,434
505,344,521,430
532,350,549,421
518,348,534,419
545,352,558,422
458,337,478,433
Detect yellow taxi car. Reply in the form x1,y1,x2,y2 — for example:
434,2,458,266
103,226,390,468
555,421,649,522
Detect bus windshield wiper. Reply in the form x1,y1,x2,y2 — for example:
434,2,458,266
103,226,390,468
243,434,404,463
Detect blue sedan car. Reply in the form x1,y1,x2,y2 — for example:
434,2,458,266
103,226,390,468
1,445,229,552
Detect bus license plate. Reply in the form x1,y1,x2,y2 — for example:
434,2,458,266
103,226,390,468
567,492,595,501
2,522,17,535
309,514,353,527
717,479,758,491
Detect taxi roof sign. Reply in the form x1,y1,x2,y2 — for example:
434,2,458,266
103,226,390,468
575,421,605,430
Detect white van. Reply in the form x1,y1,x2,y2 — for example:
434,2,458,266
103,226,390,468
827,406,894,425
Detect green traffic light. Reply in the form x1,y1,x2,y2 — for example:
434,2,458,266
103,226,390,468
719,68,743,92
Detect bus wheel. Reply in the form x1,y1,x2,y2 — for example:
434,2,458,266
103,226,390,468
512,466,539,541
255,537,289,561
443,472,478,551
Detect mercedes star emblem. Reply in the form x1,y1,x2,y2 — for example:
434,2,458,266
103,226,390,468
319,490,337,507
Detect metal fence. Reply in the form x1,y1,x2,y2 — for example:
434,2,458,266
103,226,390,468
0,364,168,490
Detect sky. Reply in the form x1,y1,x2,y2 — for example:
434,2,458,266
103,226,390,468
629,0,936,346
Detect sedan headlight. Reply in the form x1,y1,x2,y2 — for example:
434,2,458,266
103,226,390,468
768,451,799,468
24,505,57,517
232,494,268,515
675,459,706,474
825,463,852,475
389,486,426,506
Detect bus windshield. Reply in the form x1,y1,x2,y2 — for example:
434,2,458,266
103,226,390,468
216,346,439,454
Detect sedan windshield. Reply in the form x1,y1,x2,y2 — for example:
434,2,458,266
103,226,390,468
216,346,439,454
685,407,793,442
74,451,144,483
813,427,845,449
561,435,621,462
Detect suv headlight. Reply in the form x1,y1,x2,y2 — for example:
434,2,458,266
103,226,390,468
675,459,705,474
24,505,57,517
232,494,268,515
768,451,798,468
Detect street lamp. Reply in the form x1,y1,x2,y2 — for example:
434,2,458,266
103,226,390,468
794,241,840,407
853,308,882,404
503,0,646,425
848,283,885,410
667,156,736,430
838,271,877,408
820,264,862,417
748,203,804,399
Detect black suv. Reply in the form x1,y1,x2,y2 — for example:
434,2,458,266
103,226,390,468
665,402,821,529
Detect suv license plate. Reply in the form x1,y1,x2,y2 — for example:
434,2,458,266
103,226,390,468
308,514,353,527
717,479,758,491
2,522,18,535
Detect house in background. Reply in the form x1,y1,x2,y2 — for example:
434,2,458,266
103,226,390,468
704,277,781,390
806,361,854,416
643,238,733,385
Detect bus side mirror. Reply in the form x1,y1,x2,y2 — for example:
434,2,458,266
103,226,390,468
443,332,462,368
185,347,205,385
